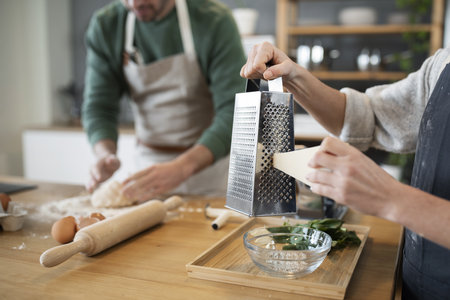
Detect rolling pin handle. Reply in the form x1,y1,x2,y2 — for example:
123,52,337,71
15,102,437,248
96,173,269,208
40,238,90,268
163,195,183,211
211,211,232,230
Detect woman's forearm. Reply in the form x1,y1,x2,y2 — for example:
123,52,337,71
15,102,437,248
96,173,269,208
284,65,347,136
387,183,450,249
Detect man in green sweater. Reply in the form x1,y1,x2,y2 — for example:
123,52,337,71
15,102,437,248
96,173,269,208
82,0,246,202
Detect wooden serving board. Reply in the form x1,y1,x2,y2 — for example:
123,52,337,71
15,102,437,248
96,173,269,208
186,217,370,299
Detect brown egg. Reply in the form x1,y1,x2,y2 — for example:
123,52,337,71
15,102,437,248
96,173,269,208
0,193,11,211
76,216,101,231
89,212,106,221
51,216,77,244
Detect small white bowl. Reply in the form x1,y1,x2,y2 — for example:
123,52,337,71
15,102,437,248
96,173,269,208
338,7,377,25
1,214,26,231
0,201,27,231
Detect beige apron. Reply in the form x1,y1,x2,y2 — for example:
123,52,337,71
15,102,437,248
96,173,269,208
123,0,229,196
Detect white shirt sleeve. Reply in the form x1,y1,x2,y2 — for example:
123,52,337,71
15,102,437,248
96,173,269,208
338,48,450,153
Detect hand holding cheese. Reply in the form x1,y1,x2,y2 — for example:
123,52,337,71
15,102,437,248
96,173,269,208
305,137,400,217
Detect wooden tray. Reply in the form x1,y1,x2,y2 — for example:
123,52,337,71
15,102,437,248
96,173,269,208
186,217,370,299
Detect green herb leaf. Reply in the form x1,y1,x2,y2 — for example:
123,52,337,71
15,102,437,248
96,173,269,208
268,218,361,252
266,226,292,233
271,235,291,243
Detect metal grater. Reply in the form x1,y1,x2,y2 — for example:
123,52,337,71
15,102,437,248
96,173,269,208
225,78,296,216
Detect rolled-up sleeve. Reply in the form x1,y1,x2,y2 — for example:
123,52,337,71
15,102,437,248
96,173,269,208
338,49,450,153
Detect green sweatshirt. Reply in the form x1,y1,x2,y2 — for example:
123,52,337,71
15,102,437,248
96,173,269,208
82,0,246,161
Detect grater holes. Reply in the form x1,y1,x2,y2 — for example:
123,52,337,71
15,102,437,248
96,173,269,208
258,102,293,204
228,104,259,203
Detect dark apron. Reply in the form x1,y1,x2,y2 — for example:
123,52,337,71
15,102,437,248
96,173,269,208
403,63,450,299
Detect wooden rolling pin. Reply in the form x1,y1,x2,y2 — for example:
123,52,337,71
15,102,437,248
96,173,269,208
40,195,183,268
205,205,248,230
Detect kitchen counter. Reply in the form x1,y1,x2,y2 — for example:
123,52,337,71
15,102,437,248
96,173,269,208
0,176,403,299
25,124,135,134
27,118,328,143
23,122,326,185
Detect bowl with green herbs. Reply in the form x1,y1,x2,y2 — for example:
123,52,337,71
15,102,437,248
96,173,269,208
243,218,361,279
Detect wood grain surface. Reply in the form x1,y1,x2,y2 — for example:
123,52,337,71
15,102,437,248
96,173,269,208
0,176,403,299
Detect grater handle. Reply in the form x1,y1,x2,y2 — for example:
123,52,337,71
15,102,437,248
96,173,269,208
246,78,283,93
246,78,262,92
268,77,283,92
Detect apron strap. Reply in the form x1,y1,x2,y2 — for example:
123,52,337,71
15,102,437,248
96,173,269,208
125,12,144,64
124,0,197,64
175,0,196,60
125,11,136,54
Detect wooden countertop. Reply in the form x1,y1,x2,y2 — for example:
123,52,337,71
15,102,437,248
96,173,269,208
0,176,403,299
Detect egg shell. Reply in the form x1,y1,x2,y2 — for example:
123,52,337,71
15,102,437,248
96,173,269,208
0,193,11,211
51,216,77,244
76,216,101,231
90,212,106,221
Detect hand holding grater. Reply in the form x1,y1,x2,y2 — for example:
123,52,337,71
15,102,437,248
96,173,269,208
225,77,297,217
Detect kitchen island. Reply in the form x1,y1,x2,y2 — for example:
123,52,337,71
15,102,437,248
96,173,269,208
0,176,402,299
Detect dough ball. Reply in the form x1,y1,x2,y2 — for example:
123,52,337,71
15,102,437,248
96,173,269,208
91,180,136,208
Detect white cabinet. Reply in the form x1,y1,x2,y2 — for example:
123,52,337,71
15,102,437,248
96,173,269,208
241,35,275,57
22,127,136,185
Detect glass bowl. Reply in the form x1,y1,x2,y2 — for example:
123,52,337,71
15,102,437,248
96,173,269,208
243,226,332,279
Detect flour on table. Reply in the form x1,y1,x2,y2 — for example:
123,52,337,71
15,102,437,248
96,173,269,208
91,180,136,208
33,194,136,223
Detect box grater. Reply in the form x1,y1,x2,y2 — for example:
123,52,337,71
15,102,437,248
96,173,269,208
225,78,296,217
